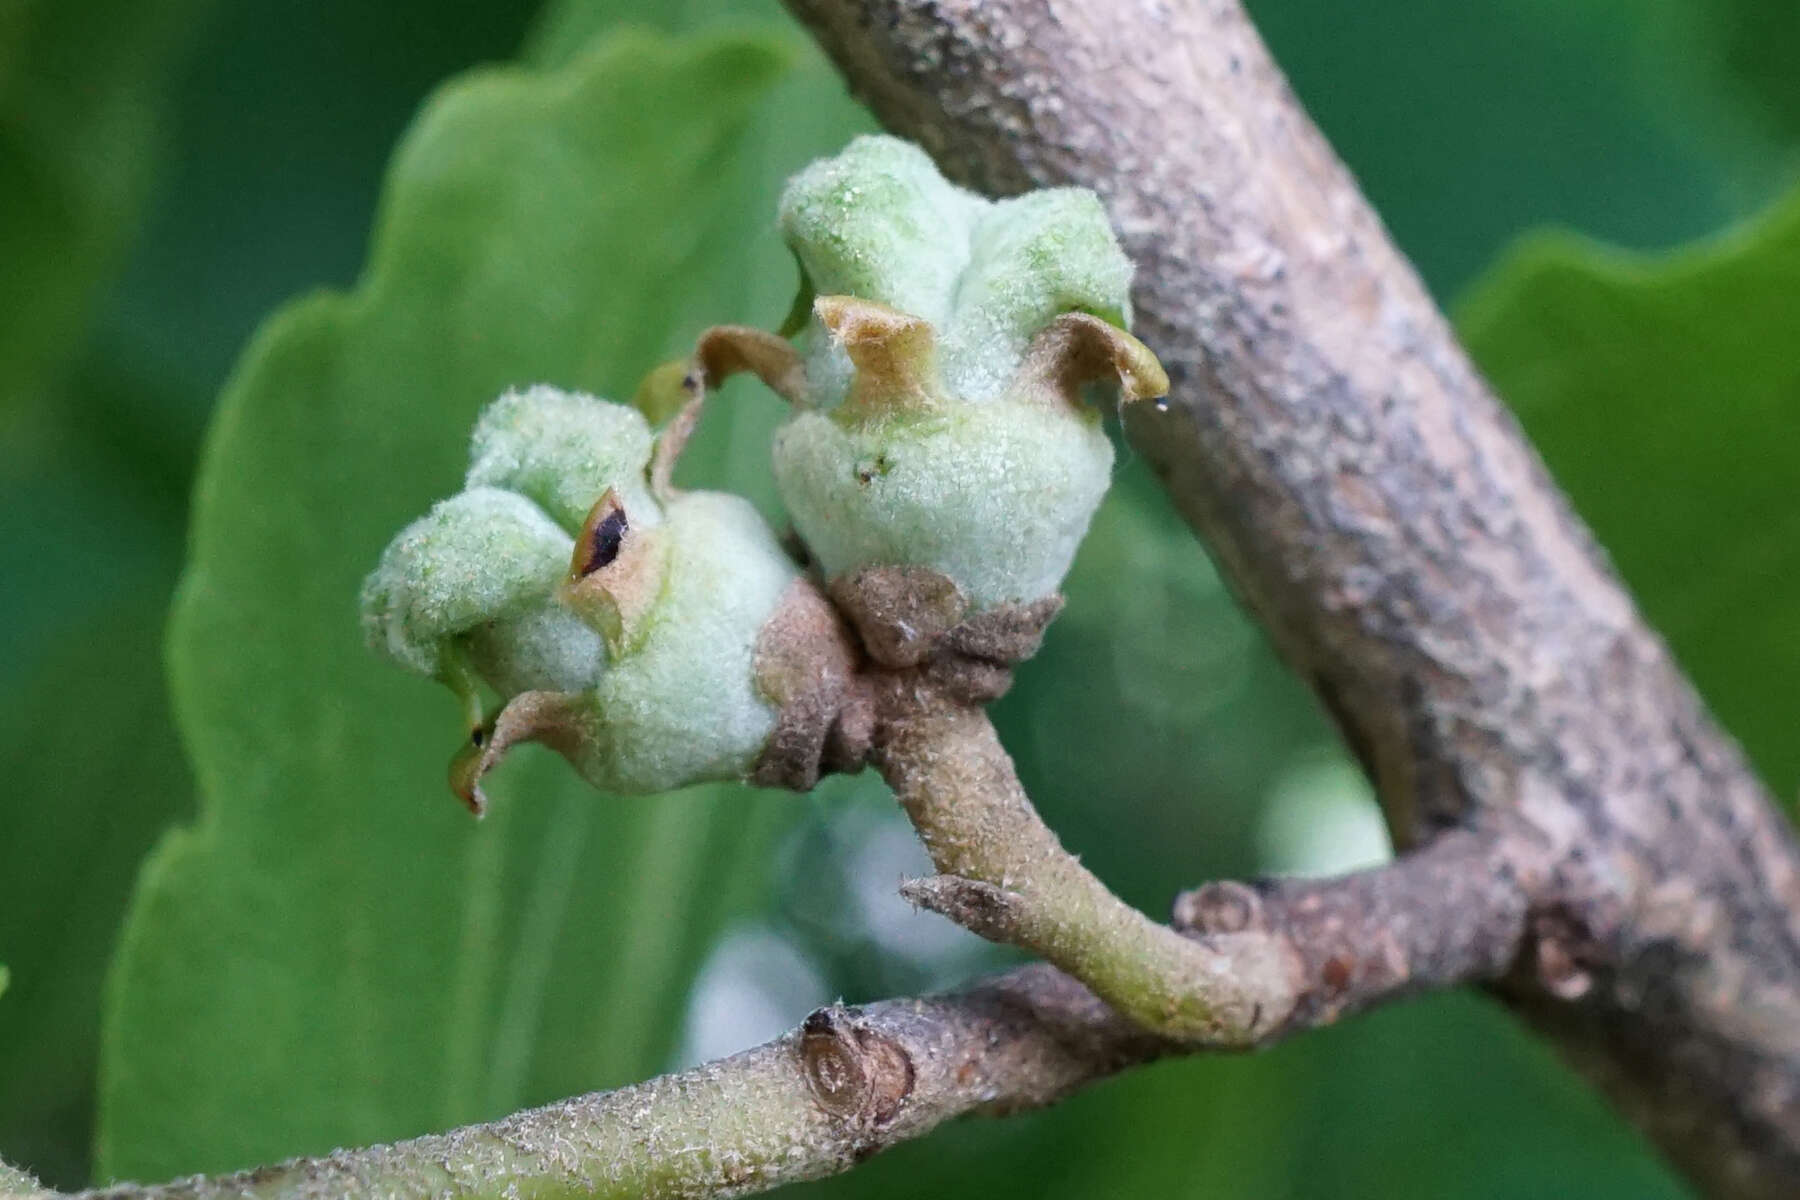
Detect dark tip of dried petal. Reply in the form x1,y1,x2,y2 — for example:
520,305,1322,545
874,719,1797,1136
584,509,628,574
572,488,628,578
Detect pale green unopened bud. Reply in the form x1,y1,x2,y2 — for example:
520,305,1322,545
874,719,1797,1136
466,384,660,532
359,486,595,687
943,187,1133,402
767,136,1166,612
361,385,801,810
779,135,1136,411
554,491,797,794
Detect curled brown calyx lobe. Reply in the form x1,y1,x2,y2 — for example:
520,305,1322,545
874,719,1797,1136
1017,311,1171,413
449,689,590,816
750,564,1063,789
827,565,1061,674
751,577,866,791
641,324,807,502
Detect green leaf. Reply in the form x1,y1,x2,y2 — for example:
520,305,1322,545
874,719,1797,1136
1664,0,1800,143
0,0,207,411
98,30,866,1182
1461,182,1800,798
1244,0,1754,298
0,594,190,1189
524,0,793,67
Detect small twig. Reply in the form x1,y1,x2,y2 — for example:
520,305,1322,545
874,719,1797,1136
1174,829,1534,1034
868,683,1538,1045
62,968,1159,1200
871,683,1299,1043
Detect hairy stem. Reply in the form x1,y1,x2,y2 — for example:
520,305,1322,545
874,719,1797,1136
872,692,1296,1042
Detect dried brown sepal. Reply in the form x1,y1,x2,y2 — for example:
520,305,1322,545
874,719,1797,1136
562,490,668,658
692,324,807,404
648,395,702,503
942,596,1065,665
1013,312,1169,412
829,564,1061,677
827,565,969,669
448,689,590,816
920,655,1015,708
814,295,944,421
824,690,878,775
751,577,864,791
747,572,1065,793
643,326,807,502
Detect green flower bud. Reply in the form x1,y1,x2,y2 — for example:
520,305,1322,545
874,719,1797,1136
466,384,660,532
779,135,1137,410
548,489,798,795
771,305,1116,610
943,188,1134,401
361,385,805,811
778,136,978,329
765,136,1167,613
359,486,600,692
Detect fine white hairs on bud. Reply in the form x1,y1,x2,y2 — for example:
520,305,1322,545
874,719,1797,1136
363,136,1168,811
361,385,802,812
767,135,1168,612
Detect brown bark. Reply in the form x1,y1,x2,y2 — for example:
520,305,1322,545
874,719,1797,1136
1175,830,1539,1035
781,1,1800,1195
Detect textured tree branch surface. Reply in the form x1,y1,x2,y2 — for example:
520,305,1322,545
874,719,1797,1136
780,1,1800,1196
61,969,1157,1200
29,676,1502,1199
53,888,1499,1200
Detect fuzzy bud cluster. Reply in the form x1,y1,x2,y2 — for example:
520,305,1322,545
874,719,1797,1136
361,136,1167,805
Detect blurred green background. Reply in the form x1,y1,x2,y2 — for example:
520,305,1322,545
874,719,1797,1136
3,0,1796,1194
